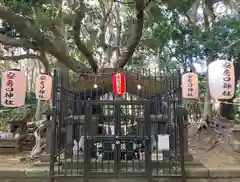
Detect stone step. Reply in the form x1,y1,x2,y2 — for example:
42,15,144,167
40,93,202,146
32,161,50,167
228,134,232,144
33,160,203,168
61,160,184,170
0,147,19,154
184,153,193,162
185,161,203,167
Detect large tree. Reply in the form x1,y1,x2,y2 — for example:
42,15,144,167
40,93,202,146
0,0,152,73
1,0,240,156
0,0,154,158
1,0,230,73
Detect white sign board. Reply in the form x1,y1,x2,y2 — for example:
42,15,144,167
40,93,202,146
157,134,170,151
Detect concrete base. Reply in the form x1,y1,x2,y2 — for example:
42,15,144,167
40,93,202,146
184,153,193,162
72,154,84,161
0,178,238,182
40,153,85,162
40,153,51,162
231,139,240,152
1,167,240,182
228,130,240,152
39,153,196,166
0,139,19,154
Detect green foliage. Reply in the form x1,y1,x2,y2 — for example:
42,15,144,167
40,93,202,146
2,0,240,120
3,0,49,13
0,104,35,131
233,83,240,122
0,92,36,131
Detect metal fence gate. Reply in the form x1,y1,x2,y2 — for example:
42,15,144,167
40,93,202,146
84,101,152,179
49,68,185,181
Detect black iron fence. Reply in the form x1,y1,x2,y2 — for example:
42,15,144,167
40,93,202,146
49,68,185,182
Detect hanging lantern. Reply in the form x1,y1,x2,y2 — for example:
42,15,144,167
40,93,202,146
112,72,126,96
208,59,235,100
35,73,52,101
1,69,26,107
181,72,199,99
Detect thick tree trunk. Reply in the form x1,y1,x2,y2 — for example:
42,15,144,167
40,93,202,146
35,100,44,120
202,77,212,121
200,52,215,128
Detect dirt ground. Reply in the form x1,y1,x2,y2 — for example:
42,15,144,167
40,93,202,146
3,146,240,168
190,140,240,168
188,123,240,168
0,152,32,168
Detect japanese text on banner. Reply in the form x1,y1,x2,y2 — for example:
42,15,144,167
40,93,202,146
187,74,194,97
38,76,46,99
222,63,232,97
4,71,16,106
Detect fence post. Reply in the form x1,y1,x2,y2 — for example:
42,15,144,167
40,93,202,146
184,120,188,153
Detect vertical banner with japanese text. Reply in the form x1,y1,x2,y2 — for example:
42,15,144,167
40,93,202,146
35,74,52,101
1,69,26,107
181,72,199,99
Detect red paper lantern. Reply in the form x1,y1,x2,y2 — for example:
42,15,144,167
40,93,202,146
1,69,26,107
35,73,52,101
112,72,126,96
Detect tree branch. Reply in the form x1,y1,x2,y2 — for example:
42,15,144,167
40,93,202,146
0,52,54,73
0,33,35,49
0,5,48,42
0,5,89,73
73,1,98,73
118,0,149,68
223,39,240,51
98,0,113,49
0,54,40,62
113,4,122,57
0,5,61,56
39,51,51,73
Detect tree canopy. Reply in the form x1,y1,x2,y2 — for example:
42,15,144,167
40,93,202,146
1,0,238,73
1,0,240,119
0,0,154,73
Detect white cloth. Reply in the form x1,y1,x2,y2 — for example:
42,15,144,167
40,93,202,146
104,125,115,135
104,125,128,135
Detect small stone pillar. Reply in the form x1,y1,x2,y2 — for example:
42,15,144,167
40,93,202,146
229,124,240,152
183,120,189,153
40,122,52,162
66,123,73,158
230,124,240,140
183,120,193,162
40,121,74,162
